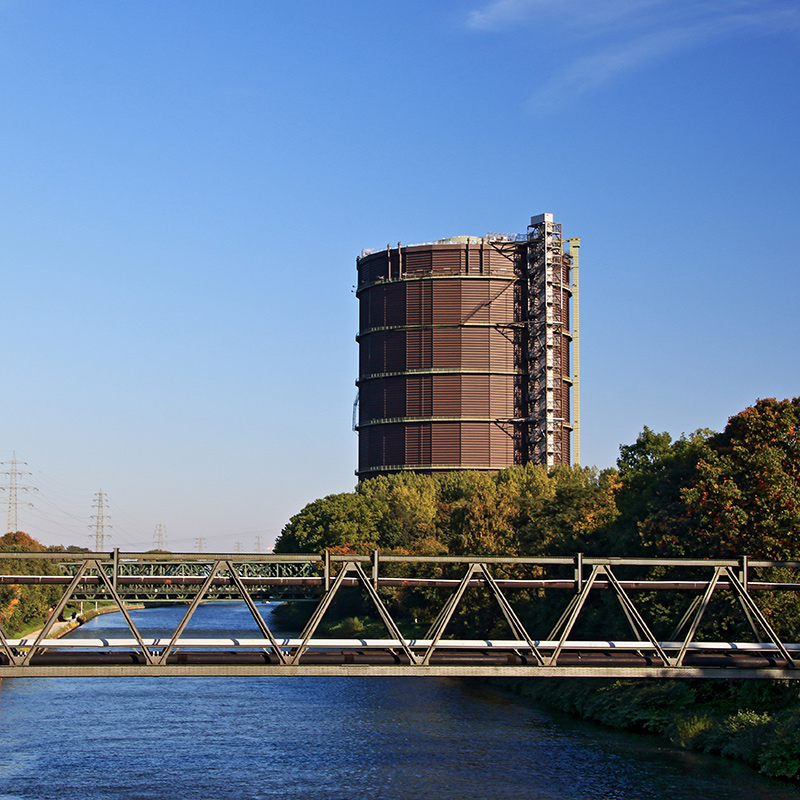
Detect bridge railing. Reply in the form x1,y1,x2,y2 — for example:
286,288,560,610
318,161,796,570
1,551,800,678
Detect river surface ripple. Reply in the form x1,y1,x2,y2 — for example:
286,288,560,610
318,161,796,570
1,603,798,800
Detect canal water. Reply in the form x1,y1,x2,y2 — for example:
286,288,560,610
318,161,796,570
1,604,798,800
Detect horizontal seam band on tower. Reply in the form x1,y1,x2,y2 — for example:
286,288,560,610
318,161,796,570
356,322,519,337
355,273,518,295
358,416,518,427
357,369,521,381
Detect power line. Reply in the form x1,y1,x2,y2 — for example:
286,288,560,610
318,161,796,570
90,491,112,551
1,452,37,533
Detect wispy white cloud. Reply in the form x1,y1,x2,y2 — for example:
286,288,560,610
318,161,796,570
465,0,800,111
467,0,666,33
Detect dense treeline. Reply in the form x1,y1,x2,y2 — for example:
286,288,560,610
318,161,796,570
0,532,63,636
278,396,800,562
0,532,89,635
275,397,800,640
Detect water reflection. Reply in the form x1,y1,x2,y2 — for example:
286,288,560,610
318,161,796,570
0,604,797,800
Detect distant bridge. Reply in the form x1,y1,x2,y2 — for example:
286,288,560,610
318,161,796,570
2,550,799,679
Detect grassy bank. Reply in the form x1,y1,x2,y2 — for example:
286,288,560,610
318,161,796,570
492,677,800,782
13,602,143,639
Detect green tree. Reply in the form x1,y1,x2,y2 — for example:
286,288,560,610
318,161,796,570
274,491,381,554
680,397,800,560
356,472,439,550
612,427,713,556
0,531,63,635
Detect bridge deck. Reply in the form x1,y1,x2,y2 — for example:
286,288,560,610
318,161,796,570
3,638,798,678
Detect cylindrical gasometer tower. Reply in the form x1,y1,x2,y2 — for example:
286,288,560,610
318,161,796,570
355,215,577,479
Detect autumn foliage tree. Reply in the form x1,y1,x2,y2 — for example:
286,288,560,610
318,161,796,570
680,397,800,560
0,531,63,636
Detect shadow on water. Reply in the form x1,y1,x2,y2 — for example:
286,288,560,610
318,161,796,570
1,603,798,800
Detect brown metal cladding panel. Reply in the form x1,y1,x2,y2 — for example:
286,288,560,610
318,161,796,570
405,249,432,276
430,247,463,274
490,425,515,467
432,374,461,416
362,331,389,375
484,248,516,276
488,283,516,323
431,423,460,464
460,327,491,370
359,428,371,467
359,384,375,423
432,329,461,369
405,423,431,466
406,329,432,370
561,254,572,289
460,282,491,324
406,376,432,417
362,382,385,423
359,254,389,285
432,281,462,325
359,296,370,332
368,426,384,467
383,376,406,418
367,288,383,328
383,282,406,328
460,375,490,416
460,423,490,466
489,328,515,371
384,424,405,466
359,334,372,376
365,331,385,374
367,424,405,468
488,375,515,417
466,246,484,274
384,332,406,373
559,333,571,378
405,281,432,327
561,386,570,428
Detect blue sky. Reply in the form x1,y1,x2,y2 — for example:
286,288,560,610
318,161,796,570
1,0,798,551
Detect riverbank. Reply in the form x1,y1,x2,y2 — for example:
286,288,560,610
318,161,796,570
18,603,145,642
491,677,800,783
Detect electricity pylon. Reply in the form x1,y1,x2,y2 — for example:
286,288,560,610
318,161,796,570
153,523,167,550
1,452,37,533
90,491,112,551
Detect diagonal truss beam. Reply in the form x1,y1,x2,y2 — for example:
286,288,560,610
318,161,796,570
670,567,723,667
724,567,795,668
0,620,22,667
422,564,480,666
547,564,602,667
223,560,287,665
289,560,420,667
475,566,544,665
603,566,670,666
155,561,224,666
19,560,93,667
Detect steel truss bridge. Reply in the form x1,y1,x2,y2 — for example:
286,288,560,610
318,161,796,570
2,551,800,679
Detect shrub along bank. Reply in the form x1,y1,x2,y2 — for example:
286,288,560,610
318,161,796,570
492,677,800,782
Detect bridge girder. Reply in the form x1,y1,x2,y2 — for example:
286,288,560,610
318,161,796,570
2,551,800,679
